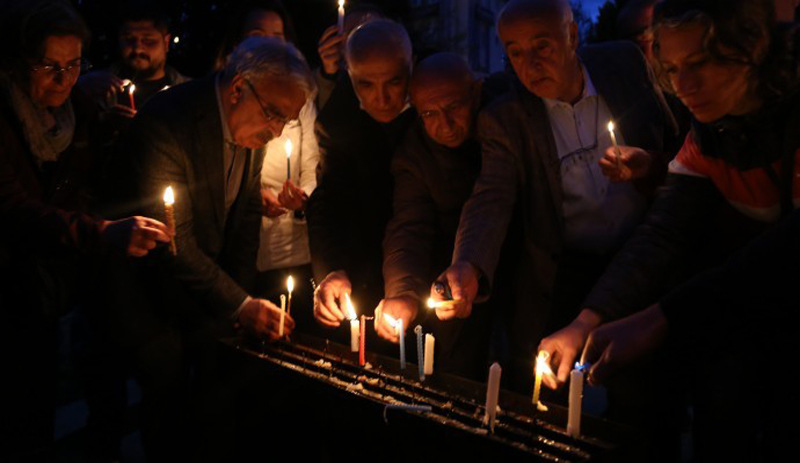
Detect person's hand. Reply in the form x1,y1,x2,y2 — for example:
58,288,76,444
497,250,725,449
77,71,127,104
581,304,669,386
538,309,602,389
599,145,653,182
106,103,137,119
374,296,418,343
277,180,308,211
261,188,287,218
313,270,351,328
100,216,171,257
238,298,295,341
317,25,346,76
430,262,479,320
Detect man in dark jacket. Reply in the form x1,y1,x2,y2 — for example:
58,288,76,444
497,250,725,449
431,0,678,392
309,19,416,335
377,53,509,379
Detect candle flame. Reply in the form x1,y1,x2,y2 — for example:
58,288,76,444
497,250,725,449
163,186,175,205
284,139,293,159
344,293,357,320
339,0,344,7
535,350,553,376
383,313,399,328
287,275,294,293
607,120,615,132
427,297,439,309
129,84,136,95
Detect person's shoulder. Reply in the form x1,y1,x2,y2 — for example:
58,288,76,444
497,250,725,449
138,74,215,122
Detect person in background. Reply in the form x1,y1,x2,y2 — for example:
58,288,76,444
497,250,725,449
78,0,188,116
314,3,385,110
616,0,659,62
216,0,320,333
0,1,170,460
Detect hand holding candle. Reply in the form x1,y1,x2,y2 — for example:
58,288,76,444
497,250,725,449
163,186,177,256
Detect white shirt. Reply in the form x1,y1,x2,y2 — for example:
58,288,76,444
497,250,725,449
543,64,646,254
256,100,320,271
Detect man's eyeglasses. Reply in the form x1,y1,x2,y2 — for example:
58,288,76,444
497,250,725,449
30,59,91,79
244,80,299,127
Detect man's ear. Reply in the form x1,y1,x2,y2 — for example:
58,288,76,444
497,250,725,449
229,74,245,104
568,21,579,51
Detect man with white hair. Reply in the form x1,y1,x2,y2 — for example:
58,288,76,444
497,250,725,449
308,19,416,338
120,37,315,460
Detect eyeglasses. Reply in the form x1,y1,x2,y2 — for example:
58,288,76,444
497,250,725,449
244,79,299,127
30,59,91,79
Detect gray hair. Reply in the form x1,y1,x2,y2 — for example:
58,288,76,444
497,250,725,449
345,18,413,70
224,37,316,99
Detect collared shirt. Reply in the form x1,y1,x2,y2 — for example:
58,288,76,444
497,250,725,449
543,64,646,254
215,74,247,222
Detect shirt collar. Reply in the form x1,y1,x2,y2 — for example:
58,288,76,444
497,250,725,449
215,73,234,145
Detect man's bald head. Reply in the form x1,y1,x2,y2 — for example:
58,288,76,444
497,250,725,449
410,53,479,148
498,0,574,32
345,18,412,69
344,19,413,123
410,52,474,100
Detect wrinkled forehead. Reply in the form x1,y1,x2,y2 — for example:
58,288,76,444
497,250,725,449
348,53,410,81
120,20,164,37
411,77,472,104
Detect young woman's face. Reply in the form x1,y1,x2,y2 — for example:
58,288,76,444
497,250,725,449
657,23,757,123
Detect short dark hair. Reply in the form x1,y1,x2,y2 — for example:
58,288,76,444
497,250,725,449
117,0,171,35
0,0,89,76
653,0,797,100
215,0,297,71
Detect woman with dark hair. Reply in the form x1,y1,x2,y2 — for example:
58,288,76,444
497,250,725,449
0,1,170,459
538,0,799,459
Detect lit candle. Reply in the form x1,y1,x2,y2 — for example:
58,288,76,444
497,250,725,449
607,120,623,171
414,325,424,381
345,294,358,352
423,334,435,376
163,186,177,256
337,0,346,35
128,83,136,111
484,362,502,433
279,294,286,338
532,350,552,408
359,314,366,366
284,139,293,181
427,297,439,309
286,275,294,315
567,362,586,438
383,313,405,369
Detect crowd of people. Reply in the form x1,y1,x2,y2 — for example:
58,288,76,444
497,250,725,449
1,0,798,461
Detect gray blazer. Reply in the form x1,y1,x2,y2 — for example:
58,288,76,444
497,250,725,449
126,74,264,317
453,42,678,354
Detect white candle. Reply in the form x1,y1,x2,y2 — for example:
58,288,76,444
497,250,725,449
286,275,294,314
398,318,406,369
484,362,502,433
567,363,585,438
279,294,286,337
423,334,435,375
284,139,293,181
337,0,346,35
607,120,623,171
345,293,358,352
350,319,359,352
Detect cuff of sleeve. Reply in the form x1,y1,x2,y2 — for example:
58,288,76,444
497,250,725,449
231,295,252,321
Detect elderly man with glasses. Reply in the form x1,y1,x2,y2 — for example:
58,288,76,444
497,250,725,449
116,37,315,460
